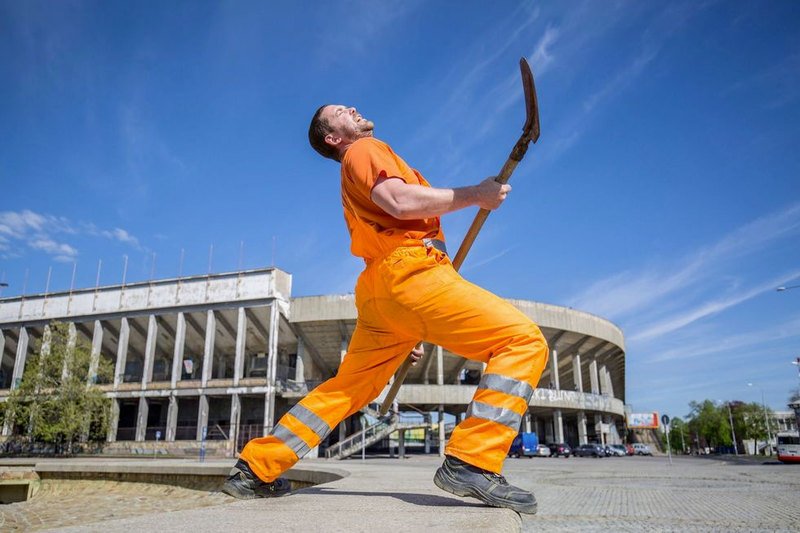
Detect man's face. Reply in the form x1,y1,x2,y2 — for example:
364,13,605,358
321,105,374,149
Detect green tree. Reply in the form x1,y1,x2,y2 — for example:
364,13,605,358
736,402,772,443
3,322,113,454
663,416,688,453
686,400,731,450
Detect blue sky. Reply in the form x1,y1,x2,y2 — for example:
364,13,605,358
1,1,799,419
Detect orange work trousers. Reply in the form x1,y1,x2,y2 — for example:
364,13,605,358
240,244,549,481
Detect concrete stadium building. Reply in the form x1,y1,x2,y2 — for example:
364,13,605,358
0,267,626,458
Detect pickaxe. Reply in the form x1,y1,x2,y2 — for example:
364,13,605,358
379,57,541,415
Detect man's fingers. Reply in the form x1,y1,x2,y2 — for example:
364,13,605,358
408,343,424,366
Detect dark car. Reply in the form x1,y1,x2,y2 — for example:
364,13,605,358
574,443,606,457
547,442,572,457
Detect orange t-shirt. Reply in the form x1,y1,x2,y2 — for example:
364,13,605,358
340,137,444,261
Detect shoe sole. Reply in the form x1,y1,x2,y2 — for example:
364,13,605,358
221,480,257,500
433,468,538,515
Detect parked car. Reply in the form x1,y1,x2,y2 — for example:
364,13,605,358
574,443,606,457
607,444,628,457
547,442,572,457
632,443,653,456
508,432,540,458
534,444,551,457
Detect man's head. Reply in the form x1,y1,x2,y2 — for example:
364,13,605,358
308,104,374,162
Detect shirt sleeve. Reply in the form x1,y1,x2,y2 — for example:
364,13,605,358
343,138,410,198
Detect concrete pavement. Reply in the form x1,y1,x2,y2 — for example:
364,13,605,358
1,454,799,532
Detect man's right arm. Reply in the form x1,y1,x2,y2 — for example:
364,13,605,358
370,176,511,220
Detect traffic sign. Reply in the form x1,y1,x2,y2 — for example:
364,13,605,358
661,414,670,427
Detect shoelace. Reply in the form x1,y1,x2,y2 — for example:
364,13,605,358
486,472,509,485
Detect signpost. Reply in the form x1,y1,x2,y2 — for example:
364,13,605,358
662,414,672,466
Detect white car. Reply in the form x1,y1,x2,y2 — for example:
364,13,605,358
534,444,551,457
632,443,652,456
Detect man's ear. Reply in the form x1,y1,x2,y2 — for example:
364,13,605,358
324,133,341,147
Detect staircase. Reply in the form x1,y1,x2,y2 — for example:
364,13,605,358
324,412,399,459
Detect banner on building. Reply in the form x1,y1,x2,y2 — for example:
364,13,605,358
627,412,659,429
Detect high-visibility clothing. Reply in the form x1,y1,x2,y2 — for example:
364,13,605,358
239,136,548,481
340,137,445,261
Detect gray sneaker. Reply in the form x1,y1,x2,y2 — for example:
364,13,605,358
222,459,291,499
433,455,537,514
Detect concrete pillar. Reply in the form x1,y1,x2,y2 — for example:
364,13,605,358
108,399,120,442
553,409,564,443
63,323,76,380
599,364,607,395
202,311,216,386
230,393,241,454
604,366,615,397
233,307,247,386
589,357,599,394
424,414,431,454
135,396,149,441
437,345,445,457
41,324,52,358
171,313,186,388
578,411,588,445
11,327,29,390
166,395,178,442
264,304,279,434
114,318,130,388
573,354,583,392
549,345,560,389
263,392,273,434
524,412,532,433
295,339,305,383
88,320,103,384
142,315,158,389
197,394,209,441
399,430,405,458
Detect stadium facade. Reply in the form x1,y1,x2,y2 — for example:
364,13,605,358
0,267,626,457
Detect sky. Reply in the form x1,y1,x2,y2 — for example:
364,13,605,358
1,0,799,420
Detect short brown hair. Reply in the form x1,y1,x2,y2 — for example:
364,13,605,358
308,105,340,162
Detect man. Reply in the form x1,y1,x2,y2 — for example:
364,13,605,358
222,104,549,514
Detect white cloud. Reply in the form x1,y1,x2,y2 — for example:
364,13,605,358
530,25,559,76
569,202,800,320
0,209,144,260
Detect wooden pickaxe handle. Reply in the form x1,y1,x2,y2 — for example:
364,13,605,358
378,58,539,416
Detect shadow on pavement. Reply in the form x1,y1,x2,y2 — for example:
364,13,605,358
295,487,487,508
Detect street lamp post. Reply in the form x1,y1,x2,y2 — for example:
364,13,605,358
726,402,739,455
748,383,773,455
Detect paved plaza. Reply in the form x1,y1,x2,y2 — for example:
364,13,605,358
0,454,798,531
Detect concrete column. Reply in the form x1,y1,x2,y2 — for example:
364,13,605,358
589,357,599,394
135,396,149,441
264,304,279,434
142,315,158,389
171,313,186,389
594,415,603,444
202,311,216,386
578,411,588,445
599,364,607,395
63,323,76,380
263,393,273,433
41,325,52,358
197,394,209,441
295,339,305,383
230,393,241,454
233,307,247,386
549,345,560,389
437,345,445,456
11,327,29,390
423,414,431,454
166,395,178,442
398,430,406,459
114,318,130,388
553,409,564,443
573,354,583,392
524,412,532,433
107,399,120,442
604,366,615,397
88,320,103,384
